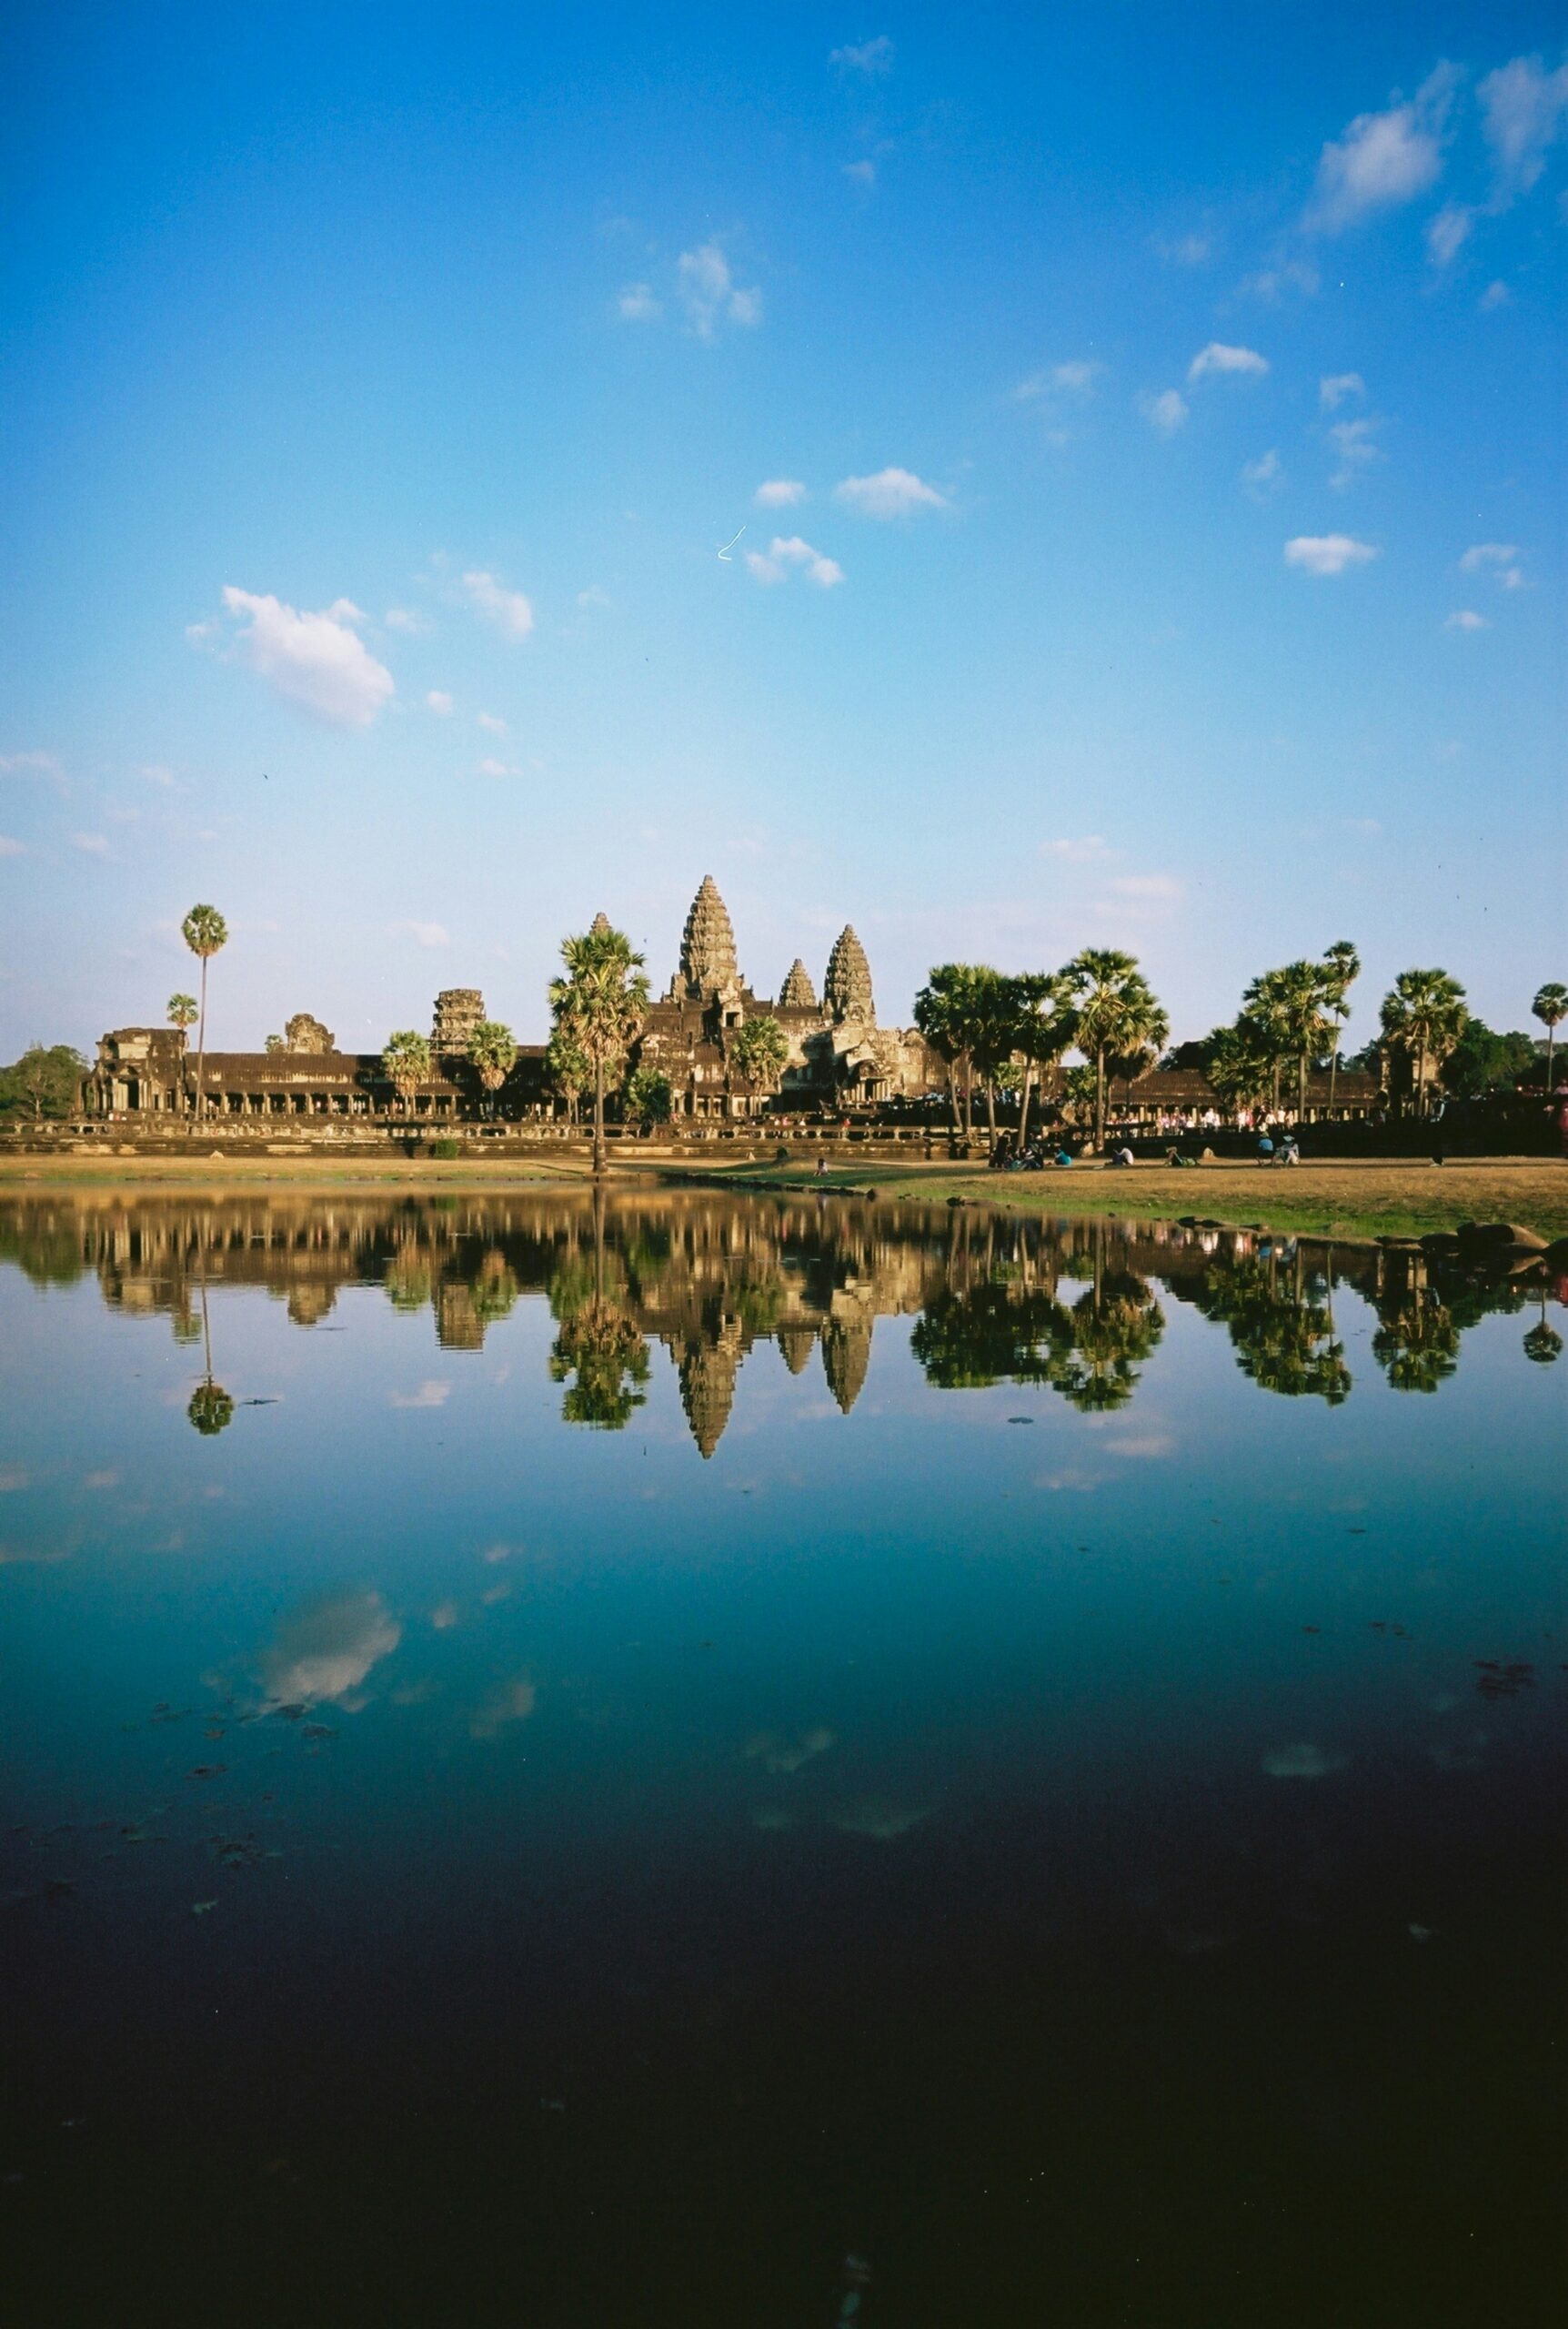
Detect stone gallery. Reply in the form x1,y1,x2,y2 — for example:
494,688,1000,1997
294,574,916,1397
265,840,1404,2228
86,877,940,1124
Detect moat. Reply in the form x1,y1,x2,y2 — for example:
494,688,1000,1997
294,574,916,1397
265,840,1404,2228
2,1193,1563,2326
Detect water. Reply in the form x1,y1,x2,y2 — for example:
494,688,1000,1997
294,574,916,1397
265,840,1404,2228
2,1190,1563,2326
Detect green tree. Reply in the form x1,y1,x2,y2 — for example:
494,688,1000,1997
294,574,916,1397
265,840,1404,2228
1322,941,1360,1114
3,1043,86,1123
467,1020,518,1117
1372,1290,1460,1393
911,1281,1073,1388
180,903,228,1127
1533,981,1566,1094
1242,959,1335,1123
1440,1021,1537,1097
966,968,1028,1152
548,920,650,1174
166,993,197,1111
624,1063,674,1130
729,1013,789,1106
381,1029,433,1114
915,963,987,1134
1379,969,1468,1118
1206,1020,1278,1121
1191,1250,1351,1403
545,1028,589,1125
1009,973,1078,1149
264,1033,286,1054
1064,949,1169,1150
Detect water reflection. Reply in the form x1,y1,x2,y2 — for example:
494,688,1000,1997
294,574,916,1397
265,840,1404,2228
0,1195,1558,1449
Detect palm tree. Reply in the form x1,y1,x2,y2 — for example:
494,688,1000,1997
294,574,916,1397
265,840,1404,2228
467,1020,517,1118
180,904,228,1127
1379,970,1468,1118
1322,942,1360,1114
966,969,1026,1152
1533,981,1566,1094
166,993,197,1114
624,1064,673,1131
1010,973,1077,1152
187,1245,234,1434
381,1030,433,1114
1064,950,1169,1151
548,920,650,1175
545,1028,589,1125
915,964,986,1135
729,1013,789,1113
1243,959,1335,1124
1207,1018,1277,1124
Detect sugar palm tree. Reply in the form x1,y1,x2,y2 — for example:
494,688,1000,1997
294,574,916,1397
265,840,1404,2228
381,1029,432,1114
1533,981,1566,1094
180,904,227,1127
467,1020,517,1118
1206,1018,1277,1124
1244,959,1335,1124
1322,941,1360,1114
729,1013,789,1111
1009,973,1077,1152
187,1247,234,1434
548,920,650,1174
1064,949,1169,1150
1379,969,1468,1118
166,993,197,1114
966,968,1027,1152
915,963,986,1135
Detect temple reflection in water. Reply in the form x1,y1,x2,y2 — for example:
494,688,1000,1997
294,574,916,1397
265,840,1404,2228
0,1192,1556,1452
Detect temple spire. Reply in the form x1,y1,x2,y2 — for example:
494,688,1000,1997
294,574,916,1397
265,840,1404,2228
678,875,739,998
779,958,818,1012
824,926,874,1025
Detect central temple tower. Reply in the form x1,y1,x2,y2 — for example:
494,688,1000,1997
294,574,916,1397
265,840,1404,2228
676,875,740,1000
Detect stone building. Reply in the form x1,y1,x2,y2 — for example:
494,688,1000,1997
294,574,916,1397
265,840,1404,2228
633,874,939,1118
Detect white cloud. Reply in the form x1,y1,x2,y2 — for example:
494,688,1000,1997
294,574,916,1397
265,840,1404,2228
1444,610,1491,630
139,762,175,786
0,835,25,857
755,478,806,507
476,711,508,735
384,607,430,635
1049,359,1100,395
1144,388,1189,435
1108,872,1181,901
0,749,58,774
1042,835,1110,862
1241,449,1283,498
1284,534,1378,576
425,690,453,715
1479,53,1568,196
461,570,534,640
1479,278,1512,309
477,756,522,777
576,584,610,609
1426,202,1473,266
1241,257,1321,300
677,242,762,338
1329,416,1382,487
1154,232,1211,265
260,1590,401,1705
745,535,844,589
71,832,109,855
843,159,876,187
830,35,893,73
617,283,662,321
1460,540,1522,585
1319,371,1365,409
395,920,450,947
833,466,947,518
215,587,395,728
1308,64,1457,230
1187,340,1269,382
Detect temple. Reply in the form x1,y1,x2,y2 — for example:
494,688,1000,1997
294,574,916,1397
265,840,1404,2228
634,875,939,1116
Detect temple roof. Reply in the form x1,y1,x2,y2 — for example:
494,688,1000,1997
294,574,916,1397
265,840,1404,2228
779,957,818,1012
678,875,739,998
824,925,874,1026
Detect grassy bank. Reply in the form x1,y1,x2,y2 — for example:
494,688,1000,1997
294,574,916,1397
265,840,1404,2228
651,1155,1568,1244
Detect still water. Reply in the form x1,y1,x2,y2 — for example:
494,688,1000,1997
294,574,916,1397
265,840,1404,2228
2,1191,1563,2326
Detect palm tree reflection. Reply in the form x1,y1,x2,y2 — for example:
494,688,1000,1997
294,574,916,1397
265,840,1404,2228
548,1188,651,1429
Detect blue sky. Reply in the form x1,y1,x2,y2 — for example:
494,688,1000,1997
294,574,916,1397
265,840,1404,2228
1,3,1563,1057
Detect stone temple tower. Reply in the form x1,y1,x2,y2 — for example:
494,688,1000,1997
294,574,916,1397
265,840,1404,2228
779,958,818,1011
824,927,874,1026
677,875,740,1000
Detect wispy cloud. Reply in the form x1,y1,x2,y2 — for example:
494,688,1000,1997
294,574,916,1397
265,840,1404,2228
1041,835,1110,862
477,756,522,777
1284,534,1378,576
1307,64,1458,231
1241,449,1283,499
1425,202,1473,266
1444,610,1490,631
1479,53,1568,197
462,570,534,639
617,283,662,322
1188,341,1269,382
843,159,876,187
389,1380,450,1408
1108,872,1181,902
1241,257,1320,300
1143,388,1189,436
677,242,761,337
1320,371,1365,409
71,832,109,855
834,467,947,518
384,607,430,635
394,920,450,947
0,835,25,858
1460,540,1523,587
208,588,395,728
425,690,453,715
1479,278,1511,310
755,478,806,508
139,762,175,786
1154,232,1211,266
576,584,610,609
745,535,844,588
476,711,507,736
829,35,893,74
1329,416,1382,488
0,750,58,774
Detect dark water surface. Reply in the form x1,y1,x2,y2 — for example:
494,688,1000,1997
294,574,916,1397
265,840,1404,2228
2,1191,1563,2326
